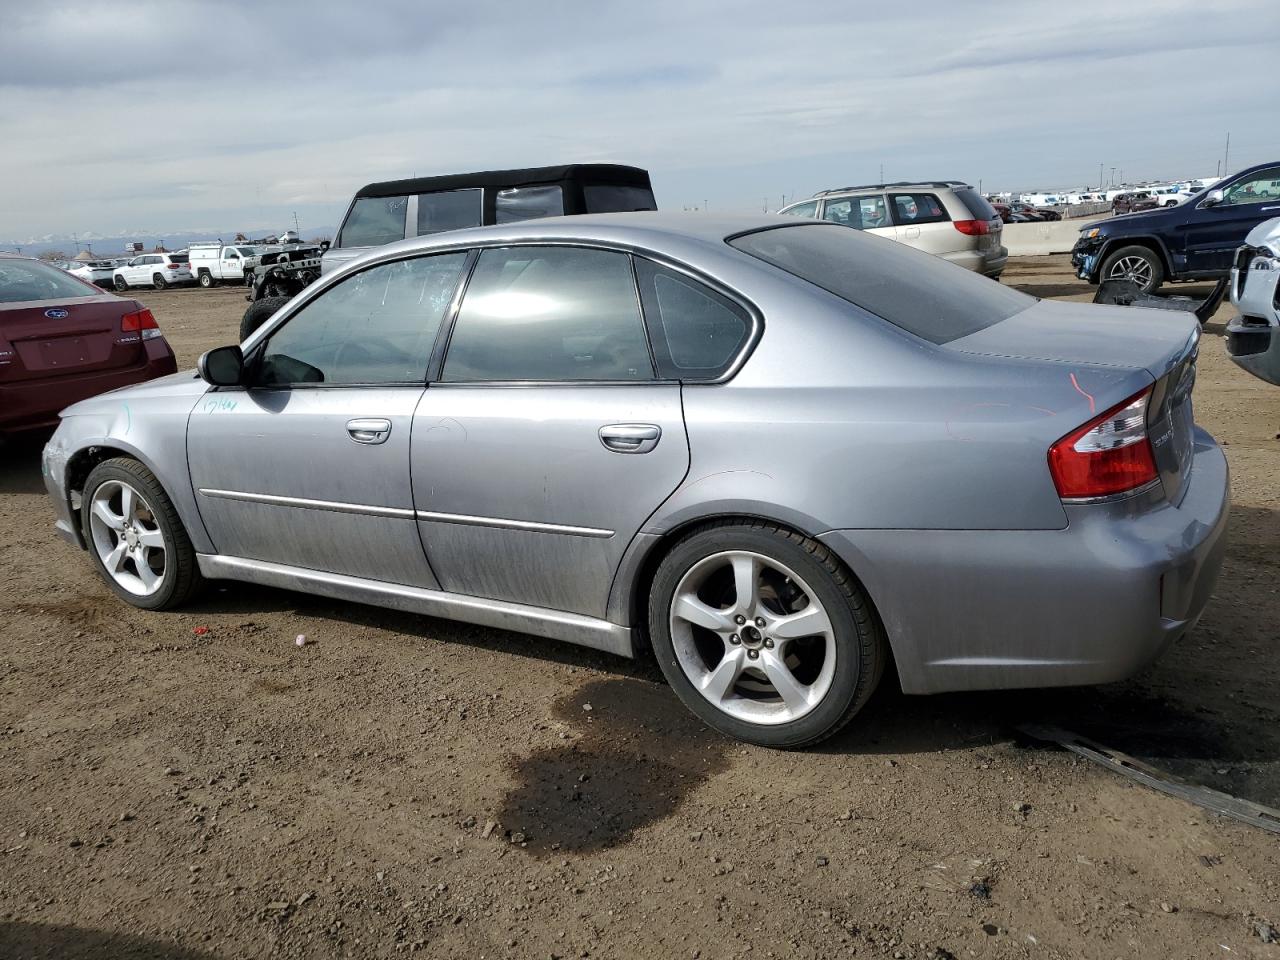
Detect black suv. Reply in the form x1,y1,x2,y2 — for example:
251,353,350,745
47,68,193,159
1072,161,1280,293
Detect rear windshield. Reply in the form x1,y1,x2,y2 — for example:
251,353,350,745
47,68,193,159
952,187,998,221
168,253,189,263
584,183,657,213
729,223,1033,345
0,259,98,303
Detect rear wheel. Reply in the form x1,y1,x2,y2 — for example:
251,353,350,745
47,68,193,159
82,458,204,611
239,295,291,342
152,273,167,290
1101,244,1164,294
198,271,215,288
648,521,885,748
113,275,128,291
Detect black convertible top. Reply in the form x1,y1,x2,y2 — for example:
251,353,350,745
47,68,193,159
355,164,652,199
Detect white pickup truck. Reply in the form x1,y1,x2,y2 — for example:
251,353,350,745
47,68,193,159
189,243,259,288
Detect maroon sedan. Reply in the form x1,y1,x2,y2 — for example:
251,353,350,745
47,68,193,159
0,253,176,436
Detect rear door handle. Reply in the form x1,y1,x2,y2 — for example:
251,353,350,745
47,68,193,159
347,418,392,444
599,423,661,454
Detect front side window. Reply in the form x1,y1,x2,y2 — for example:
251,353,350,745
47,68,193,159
417,189,482,235
494,184,565,224
339,195,409,247
442,246,651,382
635,260,751,380
781,200,818,218
889,193,948,225
1221,167,1280,205
223,249,240,260
256,252,468,386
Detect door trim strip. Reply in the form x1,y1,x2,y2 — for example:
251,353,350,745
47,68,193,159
198,488,416,520
197,554,634,657
414,510,614,539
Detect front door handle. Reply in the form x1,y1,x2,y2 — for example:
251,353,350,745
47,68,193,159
599,423,661,454
347,418,392,445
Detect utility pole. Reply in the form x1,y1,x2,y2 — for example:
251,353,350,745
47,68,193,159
293,211,301,235
1224,132,1230,174
1110,167,1116,187
1099,163,1104,190
879,163,884,182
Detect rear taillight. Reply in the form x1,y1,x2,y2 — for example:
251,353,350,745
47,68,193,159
121,308,163,341
1048,387,1159,500
953,219,991,236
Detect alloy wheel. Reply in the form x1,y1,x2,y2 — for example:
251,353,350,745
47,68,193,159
87,479,168,597
1106,255,1153,288
669,550,837,725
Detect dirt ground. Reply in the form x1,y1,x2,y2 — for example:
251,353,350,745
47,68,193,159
1,257,1277,960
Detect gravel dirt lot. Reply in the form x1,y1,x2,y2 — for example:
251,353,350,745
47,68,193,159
1,257,1277,959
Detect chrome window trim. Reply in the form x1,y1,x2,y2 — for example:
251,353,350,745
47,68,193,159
415,510,614,539
198,488,416,519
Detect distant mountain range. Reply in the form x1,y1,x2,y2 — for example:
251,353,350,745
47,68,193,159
0,227,335,258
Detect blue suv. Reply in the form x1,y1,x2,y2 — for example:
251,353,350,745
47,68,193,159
1072,161,1280,293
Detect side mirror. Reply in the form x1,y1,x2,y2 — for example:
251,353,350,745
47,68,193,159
198,345,244,386
1202,189,1224,208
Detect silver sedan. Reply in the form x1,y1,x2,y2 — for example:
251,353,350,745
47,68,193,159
42,214,1229,747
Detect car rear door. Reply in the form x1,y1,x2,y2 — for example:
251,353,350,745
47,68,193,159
410,244,689,618
821,195,898,240
186,251,470,586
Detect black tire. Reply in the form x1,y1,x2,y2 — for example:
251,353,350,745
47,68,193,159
647,520,886,748
113,275,128,291
1100,244,1164,294
198,271,215,288
239,295,291,342
152,273,167,290
81,458,204,611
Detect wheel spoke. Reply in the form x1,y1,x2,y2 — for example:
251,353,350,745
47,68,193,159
700,648,746,703
731,554,759,615
105,540,128,573
137,527,165,549
672,592,731,633
760,650,812,715
134,556,159,591
119,485,136,522
770,603,832,641
92,499,124,531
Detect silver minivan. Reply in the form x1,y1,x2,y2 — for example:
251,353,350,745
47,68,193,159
780,180,1008,278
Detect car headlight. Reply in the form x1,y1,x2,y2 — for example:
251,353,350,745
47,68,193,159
1083,227,1104,240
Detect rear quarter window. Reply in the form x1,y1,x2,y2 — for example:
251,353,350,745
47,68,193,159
952,188,998,221
730,223,1033,345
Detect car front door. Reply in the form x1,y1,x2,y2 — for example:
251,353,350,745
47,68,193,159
1183,166,1280,274
123,256,146,284
221,248,242,279
187,250,471,586
410,244,690,617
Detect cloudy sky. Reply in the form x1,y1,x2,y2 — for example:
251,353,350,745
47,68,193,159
2,0,1278,242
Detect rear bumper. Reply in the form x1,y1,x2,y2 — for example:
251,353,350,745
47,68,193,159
0,343,177,433
820,427,1229,695
942,244,1009,276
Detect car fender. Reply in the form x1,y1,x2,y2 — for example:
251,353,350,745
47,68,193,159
1096,233,1175,276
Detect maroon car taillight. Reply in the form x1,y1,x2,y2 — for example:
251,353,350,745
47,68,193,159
1047,387,1159,500
952,219,991,236
122,308,163,341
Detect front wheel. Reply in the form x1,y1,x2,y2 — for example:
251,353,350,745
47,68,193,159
648,521,885,748
113,275,128,291
82,458,204,611
1100,244,1164,294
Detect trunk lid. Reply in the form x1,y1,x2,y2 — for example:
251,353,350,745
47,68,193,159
0,294,144,383
948,299,1201,504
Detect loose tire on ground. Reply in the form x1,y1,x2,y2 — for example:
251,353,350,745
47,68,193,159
81,457,204,611
1100,244,1164,294
647,520,886,748
239,296,292,342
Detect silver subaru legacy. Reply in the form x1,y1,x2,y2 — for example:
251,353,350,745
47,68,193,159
42,214,1229,747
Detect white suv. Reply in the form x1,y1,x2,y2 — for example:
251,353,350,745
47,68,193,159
780,181,1008,278
112,253,193,290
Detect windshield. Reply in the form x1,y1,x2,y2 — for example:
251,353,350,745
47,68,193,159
729,223,1033,345
0,259,99,303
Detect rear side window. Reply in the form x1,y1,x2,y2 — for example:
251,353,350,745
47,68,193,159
339,196,408,248
443,246,652,382
495,185,565,224
888,193,948,225
822,195,890,230
0,259,97,303
730,223,1033,345
952,188,998,221
584,184,657,212
635,259,751,380
417,189,482,235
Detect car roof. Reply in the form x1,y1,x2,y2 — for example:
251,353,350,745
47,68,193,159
814,181,972,197
354,163,652,200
